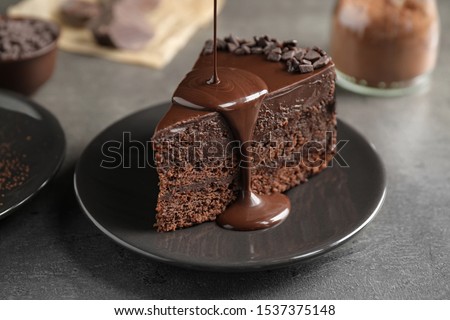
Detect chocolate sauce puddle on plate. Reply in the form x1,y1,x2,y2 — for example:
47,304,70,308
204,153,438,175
172,0,291,231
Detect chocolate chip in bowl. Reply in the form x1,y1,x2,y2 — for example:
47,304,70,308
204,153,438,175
0,16,60,95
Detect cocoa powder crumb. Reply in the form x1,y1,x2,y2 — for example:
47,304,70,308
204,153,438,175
0,143,30,205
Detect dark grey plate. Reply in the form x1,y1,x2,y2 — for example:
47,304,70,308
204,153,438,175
0,89,65,219
74,103,386,272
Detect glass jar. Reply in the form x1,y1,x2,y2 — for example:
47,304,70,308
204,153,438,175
330,0,440,96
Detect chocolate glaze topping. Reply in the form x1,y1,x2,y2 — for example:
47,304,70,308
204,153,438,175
171,0,291,230
156,44,334,132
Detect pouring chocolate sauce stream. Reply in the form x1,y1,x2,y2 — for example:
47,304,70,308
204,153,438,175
172,0,291,231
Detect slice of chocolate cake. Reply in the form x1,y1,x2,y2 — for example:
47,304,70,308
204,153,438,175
152,36,337,232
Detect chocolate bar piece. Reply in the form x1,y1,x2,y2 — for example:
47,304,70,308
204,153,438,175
60,0,100,28
91,0,154,51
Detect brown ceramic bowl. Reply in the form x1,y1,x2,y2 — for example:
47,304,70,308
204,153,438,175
0,16,60,95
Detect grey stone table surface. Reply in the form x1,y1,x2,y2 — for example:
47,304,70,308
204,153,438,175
1,0,449,299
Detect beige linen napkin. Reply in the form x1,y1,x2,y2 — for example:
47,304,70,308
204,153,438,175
8,0,226,69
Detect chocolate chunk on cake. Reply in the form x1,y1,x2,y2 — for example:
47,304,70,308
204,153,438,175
152,36,337,232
